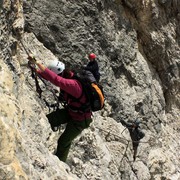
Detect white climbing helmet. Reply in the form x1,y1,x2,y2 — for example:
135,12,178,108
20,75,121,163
47,60,65,74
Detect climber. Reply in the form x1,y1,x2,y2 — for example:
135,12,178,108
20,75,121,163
83,53,100,83
120,119,145,161
120,119,145,140
27,56,93,162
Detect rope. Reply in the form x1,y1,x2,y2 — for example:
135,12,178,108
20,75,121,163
96,125,149,162
96,126,148,144
19,39,60,109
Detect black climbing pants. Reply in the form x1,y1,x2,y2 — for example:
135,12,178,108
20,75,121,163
46,108,92,162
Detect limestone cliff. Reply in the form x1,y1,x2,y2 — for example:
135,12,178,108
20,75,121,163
0,0,179,179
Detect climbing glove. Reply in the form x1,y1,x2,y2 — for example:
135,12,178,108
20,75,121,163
27,54,38,64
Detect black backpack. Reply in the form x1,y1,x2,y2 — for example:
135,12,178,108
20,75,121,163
60,70,105,112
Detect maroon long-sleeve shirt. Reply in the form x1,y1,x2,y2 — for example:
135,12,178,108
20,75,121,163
39,68,92,121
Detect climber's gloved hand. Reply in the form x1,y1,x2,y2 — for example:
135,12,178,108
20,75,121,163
27,54,38,64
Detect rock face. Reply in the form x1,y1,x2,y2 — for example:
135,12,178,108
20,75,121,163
0,0,179,180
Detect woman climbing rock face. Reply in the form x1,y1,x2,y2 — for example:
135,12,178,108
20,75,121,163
83,53,101,83
28,55,92,162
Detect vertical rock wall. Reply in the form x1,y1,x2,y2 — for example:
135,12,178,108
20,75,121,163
0,0,179,179
0,1,78,179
